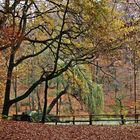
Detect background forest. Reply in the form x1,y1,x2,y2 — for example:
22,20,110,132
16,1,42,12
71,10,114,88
0,0,140,123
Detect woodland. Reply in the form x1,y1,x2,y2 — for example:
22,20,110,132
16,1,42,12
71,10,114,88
0,0,140,139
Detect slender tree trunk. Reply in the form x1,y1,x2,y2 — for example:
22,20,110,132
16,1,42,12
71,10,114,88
13,71,18,115
27,67,32,111
56,78,59,115
68,95,73,113
2,51,15,117
31,49,35,111
28,95,32,111
31,91,35,110
133,47,137,118
41,80,48,123
114,69,118,98
59,97,62,115
36,86,42,112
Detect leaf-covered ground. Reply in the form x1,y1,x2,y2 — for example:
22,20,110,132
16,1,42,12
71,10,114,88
0,120,140,140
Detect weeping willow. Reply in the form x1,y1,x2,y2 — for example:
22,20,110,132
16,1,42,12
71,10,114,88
69,65,104,115
83,84,104,115
50,63,104,115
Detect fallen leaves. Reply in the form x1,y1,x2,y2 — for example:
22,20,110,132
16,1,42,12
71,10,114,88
0,120,140,140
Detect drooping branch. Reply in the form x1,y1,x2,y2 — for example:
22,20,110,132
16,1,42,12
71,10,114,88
10,74,45,105
47,85,69,114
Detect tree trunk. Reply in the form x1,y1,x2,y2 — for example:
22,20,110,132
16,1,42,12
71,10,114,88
68,95,74,113
31,91,35,110
2,51,15,117
36,86,42,112
13,73,18,115
41,80,48,123
10,75,44,105
133,47,137,120
2,102,11,118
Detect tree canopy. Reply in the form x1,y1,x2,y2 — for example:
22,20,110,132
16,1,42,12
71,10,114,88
0,0,139,120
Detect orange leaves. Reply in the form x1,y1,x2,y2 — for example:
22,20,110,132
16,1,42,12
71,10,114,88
0,26,23,50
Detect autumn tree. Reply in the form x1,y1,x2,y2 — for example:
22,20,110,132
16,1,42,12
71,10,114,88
0,0,130,120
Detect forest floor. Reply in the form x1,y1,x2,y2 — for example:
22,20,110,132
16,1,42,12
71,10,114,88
0,120,140,140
